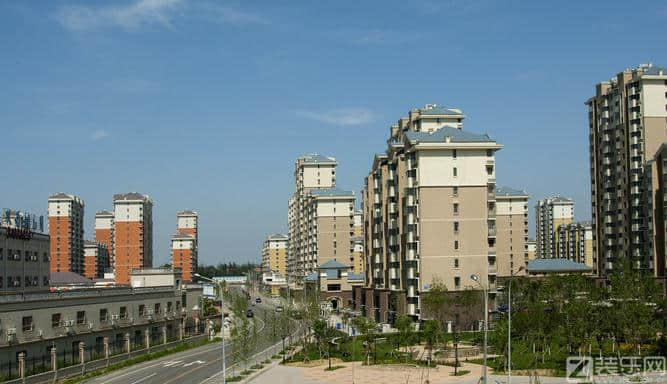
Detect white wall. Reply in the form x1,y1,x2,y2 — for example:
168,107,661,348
48,201,72,217
302,164,336,189
496,200,527,215
642,79,667,117
552,202,574,219
418,149,493,187
95,217,113,230
177,216,197,229
114,203,144,222
316,200,354,217
172,239,195,249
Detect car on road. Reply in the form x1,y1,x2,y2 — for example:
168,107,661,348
255,297,262,303
246,309,254,318
275,306,283,312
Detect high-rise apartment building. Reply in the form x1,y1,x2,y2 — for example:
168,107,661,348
555,222,594,267
360,104,502,323
83,241,110,279
48,193,84,274
535,197,574,259
526,239,536,262
495,187,530,277
587,64,667,276
113,193,153,285
287,154,338,282
646,143,667,276
262,234,288,276
351,209,365,274
94,210,114,267
171,210,198,282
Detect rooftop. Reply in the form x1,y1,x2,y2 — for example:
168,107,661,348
418,104,463,116
318,259,349,270
300,153,336,164
95,210,113,216
113,192,152,202
347,273,364,281
48,192,82,202
50,272,93,286
405,126,493,144
267,233,288,240
526,258,592,274
309,188,354,197
177,210,198,216
496,186,529,198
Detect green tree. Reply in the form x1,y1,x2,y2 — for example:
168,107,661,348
395,314,414,361
353,316,378,365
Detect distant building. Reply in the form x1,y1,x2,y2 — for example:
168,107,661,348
495,187,530,277
555,222,594,268
535,197,574,259
83,241,110,279
48,193,84,274
526,239,537,262
95,210,115,267
262,271,287,297
113,193,153,285
351,236,364,274
587,64,667,276
171,234,196,283
0,226,50,294
262,234,288,276
130,268,182,289
526,258,593,276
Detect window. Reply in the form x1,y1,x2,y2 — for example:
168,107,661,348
99,308,108,322
154,303,161,315
453,203,459,215
454,277,461,288
22,316,33,332
454,258,459,268
453,186,458,196
453,167,458,177
327,284,341,292
176,301,181,311
76,311,86,325
454,221,459,232
43,276,49,286
52,313,61,328
167,302,172,313
453,149,457,159
120,306,128,319
454,240,459,250
0,277,2,288
139,305,146,317
0,248,3,260
487,149,492,157
486,165,494,175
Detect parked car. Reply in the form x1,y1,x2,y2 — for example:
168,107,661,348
275,306,283,312
255,297,262,303
246,309,254,318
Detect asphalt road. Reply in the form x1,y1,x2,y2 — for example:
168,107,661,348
86,292,285,384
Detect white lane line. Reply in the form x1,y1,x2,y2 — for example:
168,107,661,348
129,372,157,384
96,342,230,383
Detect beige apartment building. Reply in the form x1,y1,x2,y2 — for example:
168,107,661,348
287,154,357,283
647,143,667,276
555,222,594,268
587,64,667,276
113,193,153,285
535,197,574,259
495,187,530,277
262,234,288,276
359,104,502,323
48,193,85,274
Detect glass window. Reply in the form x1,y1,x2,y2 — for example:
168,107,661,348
76,311,86,324
52,313,61,328
22,317,33,332
99,308,108,322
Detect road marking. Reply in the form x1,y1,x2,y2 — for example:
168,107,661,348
183,360,206,367
162,360,183,367
129,373,157,384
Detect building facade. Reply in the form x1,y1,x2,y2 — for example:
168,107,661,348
647,143,667,276
261,234,288,276
361,104,502,323
0,227,50,294
83,241,110,280
587,64,667,276
171,234,196,283
94,210,114,268
48,193,84,274
113,193,154,285
555,222,594,267
535,197,574,259
495,187,530,277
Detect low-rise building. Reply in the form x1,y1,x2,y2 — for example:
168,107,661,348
261,271,287,297
305,260,364,311
0,226,50,295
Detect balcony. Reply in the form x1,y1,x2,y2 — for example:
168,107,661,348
488,227,497,237
488,264,497,274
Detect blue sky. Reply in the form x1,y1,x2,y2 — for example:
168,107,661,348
2,0,666,265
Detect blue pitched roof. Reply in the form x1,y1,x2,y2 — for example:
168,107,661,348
404,126,493,144
419,106,462,116
318,260,349,270
347,273,364,281
496,186,529,197
526,258,592,273
309,188,354,197
302,154,336,163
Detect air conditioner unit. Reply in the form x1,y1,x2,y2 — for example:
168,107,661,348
111,315,119,320
88,322,94,330
37,329,43,338
65,320,75,327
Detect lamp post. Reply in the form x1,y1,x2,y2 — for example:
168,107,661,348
195,274,226,384
470,274,488,384
507,266,524,384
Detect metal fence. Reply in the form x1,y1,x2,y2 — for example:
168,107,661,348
57,348,80,368
0,360,18,381
24,353,52,377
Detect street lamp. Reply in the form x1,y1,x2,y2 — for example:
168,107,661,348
507,266,524,384
470,274,488,384
194,273,226,384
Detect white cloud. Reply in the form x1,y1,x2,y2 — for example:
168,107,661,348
55,0,265,31
55,0,183,31
296,108,374,126
90,129,110,141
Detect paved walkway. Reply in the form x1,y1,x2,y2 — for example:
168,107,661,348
249,360,567,384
